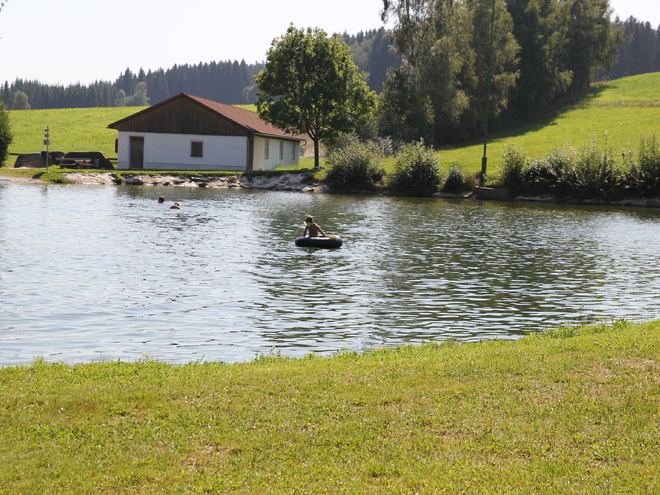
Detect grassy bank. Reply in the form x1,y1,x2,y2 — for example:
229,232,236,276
1,320,659,493
6,73,660,179
6,106,148,165
438,72,660,176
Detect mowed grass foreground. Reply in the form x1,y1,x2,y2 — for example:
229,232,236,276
1,321,659,493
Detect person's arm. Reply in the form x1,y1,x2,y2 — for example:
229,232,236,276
319,225,326,237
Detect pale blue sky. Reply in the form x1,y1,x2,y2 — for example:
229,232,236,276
0,0,657,86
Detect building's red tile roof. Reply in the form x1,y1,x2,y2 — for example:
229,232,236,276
185,94,304,140
108,93,306,141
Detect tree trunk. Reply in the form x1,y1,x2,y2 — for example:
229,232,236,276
313,137,320,169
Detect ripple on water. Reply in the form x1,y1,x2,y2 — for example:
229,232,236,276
1,184,660,364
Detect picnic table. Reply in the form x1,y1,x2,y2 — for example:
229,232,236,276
56,158,97,169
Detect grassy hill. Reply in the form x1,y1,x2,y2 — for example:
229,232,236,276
4,104,258,168
4,74,659,174
439,72,660,175
6,106,148,166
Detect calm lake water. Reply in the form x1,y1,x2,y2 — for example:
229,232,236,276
1,183,660,365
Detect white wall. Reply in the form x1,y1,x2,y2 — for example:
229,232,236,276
251,136,300,171
116,132,248,171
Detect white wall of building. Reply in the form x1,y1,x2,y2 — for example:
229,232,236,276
251,136,300,171
116,132,301,171
116,132,248,171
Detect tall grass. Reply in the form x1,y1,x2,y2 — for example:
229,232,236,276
388,140,441,195
325,134,386,190
495,135,660,199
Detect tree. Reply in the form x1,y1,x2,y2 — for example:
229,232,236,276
115,89,127,106
608,16,660,79
12,90,31,110
565,0,622,91
129,81,149,106
0,95,13,166
506,0,573,117
255,25,376,168
375,65,434,145
381,0,519,144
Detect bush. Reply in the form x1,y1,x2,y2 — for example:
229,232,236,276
499,145,526,194
627,134,660,197
540,146,575,198
442,163,469,193
562,140,623,200
521,158,555,195
389,141,441,195
325,135,385,191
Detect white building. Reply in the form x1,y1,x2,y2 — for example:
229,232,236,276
108,93,305,171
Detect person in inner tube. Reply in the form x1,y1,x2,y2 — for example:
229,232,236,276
303,215,326,238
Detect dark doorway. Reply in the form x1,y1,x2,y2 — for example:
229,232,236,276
129,136,144,169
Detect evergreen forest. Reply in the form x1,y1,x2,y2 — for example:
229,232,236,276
0,28,397,111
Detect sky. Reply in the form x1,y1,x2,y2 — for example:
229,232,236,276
0,0,658,87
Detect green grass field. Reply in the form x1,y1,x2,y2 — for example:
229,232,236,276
1,320,659,493
6,106,148,166
438,72,660,175
5,73,660,175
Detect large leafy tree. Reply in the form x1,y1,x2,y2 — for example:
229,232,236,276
0,95,13,166
255,26,376,168
506,0,573,116
565,0,622,91
375,65,435,144
381,0,519,144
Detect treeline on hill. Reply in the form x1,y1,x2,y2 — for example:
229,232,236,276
374,0,627,147
0,28,398,111
607,16,660,79
1,60,263,110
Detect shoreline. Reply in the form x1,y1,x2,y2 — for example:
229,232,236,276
2,171,660,207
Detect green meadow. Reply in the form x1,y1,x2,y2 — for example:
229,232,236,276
438,72,660,175
5,104,254,168
4,73,660,176
6,106,148,165
1,320,659,493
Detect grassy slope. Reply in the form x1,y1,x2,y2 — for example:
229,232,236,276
438,72,660,175
6,106,148,166
4,73,660,174
0,320,658,493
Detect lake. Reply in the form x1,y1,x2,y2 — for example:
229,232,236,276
1,183,659,365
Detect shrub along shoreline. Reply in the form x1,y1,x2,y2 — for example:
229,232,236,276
323,133,660,204
1,320,659,493
2,132,660,207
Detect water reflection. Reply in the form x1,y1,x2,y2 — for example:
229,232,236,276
1,183,659,365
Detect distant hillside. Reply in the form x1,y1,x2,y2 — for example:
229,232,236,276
438,72,660,174
5,73,659,172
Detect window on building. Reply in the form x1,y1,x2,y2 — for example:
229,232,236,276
291,142,296,160
264,140,269,159
191,141,203,157
279,141,284,160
